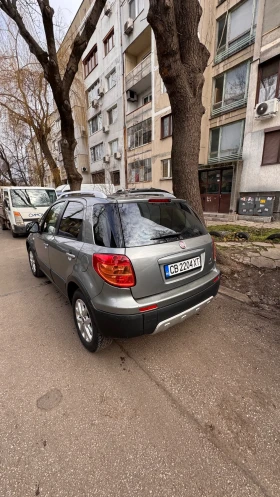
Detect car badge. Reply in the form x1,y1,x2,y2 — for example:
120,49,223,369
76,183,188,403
179,241,186,249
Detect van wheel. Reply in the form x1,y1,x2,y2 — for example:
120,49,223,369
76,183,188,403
28,248,44,277
1,221,8,230
72,289,112,353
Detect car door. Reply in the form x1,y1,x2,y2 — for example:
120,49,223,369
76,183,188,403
34,202,66,278
48,201,85,295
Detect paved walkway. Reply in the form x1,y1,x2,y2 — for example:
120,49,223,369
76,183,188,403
207,219,280,229
217,241,280,269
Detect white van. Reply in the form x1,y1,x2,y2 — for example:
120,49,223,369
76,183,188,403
0,186,57,237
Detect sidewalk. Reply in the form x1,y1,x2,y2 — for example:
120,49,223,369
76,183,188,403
216,241,280,269
206,219,280,229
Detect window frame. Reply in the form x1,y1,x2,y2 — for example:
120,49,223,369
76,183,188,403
83,45,98,78
107,105,118,125
90,142,104,163
57,201,84,240
103,28,115,57
162,158,172,179
88,113,103,135
41,201,66,235
91,170,106,184
106,68,117,91
161,114,173,139
129,0,144,20
212,61,250,112
127,118,152,150
128,158,152,183
209,120,245,161
256,56,280,104
111,170,120,186
143,93,152,105
87,78,100,106
261,128,280,166
109,139,119,156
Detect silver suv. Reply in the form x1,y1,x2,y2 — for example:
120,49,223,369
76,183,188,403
26,189,220,352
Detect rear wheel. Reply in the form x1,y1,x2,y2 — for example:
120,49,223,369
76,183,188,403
28,248,44,277
72,289,112,353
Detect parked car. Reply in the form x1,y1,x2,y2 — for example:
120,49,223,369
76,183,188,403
56,183,116,197
26,189,220,352
0,186,57,237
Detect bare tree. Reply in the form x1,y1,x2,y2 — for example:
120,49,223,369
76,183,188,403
0,0,107,191
0,120,31,186
148,0,210,220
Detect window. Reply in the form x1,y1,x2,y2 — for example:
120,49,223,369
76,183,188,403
129,0,144,19
104,29,114,56
262,130,280,165
92,171,105,184
43,203,65,235
106,68,116,91
258,57,280,103
109,139,118,156
84,45,98,77
108,105,117,124
58,202,84,240
216,0,258,61
161,80,167,93
127,118,152,150
162,159,172,178
90,143,103,162
209,121,244,161
111,170,120,186
87,79,100,106
88,113,102,135
93,204,124,248
129,158,152,182
161,114,172,139
10,189,56,208
143,93,152,105
213,62,249,112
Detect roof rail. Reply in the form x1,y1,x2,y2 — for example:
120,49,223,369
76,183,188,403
60,190,107,199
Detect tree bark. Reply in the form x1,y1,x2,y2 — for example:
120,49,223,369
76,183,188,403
148,0,209,222
38,132,61,187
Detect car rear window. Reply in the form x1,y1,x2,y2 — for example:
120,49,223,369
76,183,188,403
92,201,207,248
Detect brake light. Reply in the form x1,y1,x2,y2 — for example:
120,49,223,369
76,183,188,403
212,239,217,262
148,198,171,203
92,254,136,288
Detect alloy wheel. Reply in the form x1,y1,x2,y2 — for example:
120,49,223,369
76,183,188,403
29,251,36,274
75,299,93,343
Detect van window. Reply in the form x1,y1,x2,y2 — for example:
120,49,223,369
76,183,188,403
10,189,56,208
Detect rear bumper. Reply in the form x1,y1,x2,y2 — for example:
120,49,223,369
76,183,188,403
94,277,220,339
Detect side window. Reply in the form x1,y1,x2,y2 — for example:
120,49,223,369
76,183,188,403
43,202,65,235
92,204,124,248
58,201,84,240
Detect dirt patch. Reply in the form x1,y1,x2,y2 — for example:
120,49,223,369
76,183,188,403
217,249,280,310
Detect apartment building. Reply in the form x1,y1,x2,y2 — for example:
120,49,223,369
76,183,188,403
82,0,125,189
241,0,280,219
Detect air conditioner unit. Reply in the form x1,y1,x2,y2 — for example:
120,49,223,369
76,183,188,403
82,167,88,173
255,98,279,119
103,125,110,133
114,152,121,160
124,18,134,35
104,3,112,16
103,155,110,163
92,100,99,109
127,90,138,102
98,87,105,97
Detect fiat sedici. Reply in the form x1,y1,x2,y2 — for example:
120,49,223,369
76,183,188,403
26,189,220,352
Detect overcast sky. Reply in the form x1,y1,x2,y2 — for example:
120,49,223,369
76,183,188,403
54,0,82,27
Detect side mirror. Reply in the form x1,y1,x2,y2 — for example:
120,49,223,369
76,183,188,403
26,221,39,234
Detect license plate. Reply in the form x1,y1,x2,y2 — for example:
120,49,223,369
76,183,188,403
164,256,201,279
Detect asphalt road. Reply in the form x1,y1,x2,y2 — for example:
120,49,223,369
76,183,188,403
0,229,280,497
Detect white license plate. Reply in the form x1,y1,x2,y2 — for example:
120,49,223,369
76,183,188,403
164,256,201,279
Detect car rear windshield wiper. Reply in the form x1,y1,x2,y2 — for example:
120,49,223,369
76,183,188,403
151,228,202,241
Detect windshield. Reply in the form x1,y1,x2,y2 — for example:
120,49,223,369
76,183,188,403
10,189,56,208
92,201,207,248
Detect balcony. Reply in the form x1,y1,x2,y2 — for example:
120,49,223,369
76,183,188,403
126,101,152,126
214,30,256,65
126,53,151,92
208,151,243,165
211,97,247,117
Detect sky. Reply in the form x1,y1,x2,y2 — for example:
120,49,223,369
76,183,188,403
54,0,82,28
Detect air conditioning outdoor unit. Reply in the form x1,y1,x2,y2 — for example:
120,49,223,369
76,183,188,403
103,125,110,133
114,152,121,160
103,155,110,163
92,99,99,109
82,167,88,173
124,18,134,35
98,87,105,97
104,3,112,16
127,90,138,102
255,98,279,119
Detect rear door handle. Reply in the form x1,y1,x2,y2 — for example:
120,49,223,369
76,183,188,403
44,243,49,248
66,253,76,260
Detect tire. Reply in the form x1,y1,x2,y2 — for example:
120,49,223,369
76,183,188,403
72,289,112,353
12,230,19,238
28,248,44,278
1,220,8,230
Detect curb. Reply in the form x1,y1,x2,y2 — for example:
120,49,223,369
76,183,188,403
219,286,251,305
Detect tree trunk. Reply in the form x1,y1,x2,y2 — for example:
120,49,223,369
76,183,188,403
60,103,82,191
148,0,209,223
38,133,61,188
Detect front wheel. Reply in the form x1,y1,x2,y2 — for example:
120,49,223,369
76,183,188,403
1,220,8,230
72,289,112,353
12,230,19,238
28,248,44,277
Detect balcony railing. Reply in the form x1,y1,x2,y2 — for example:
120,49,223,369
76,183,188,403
214,30,255,64
211,97,247,117
208,151,243,165
126,53,151,90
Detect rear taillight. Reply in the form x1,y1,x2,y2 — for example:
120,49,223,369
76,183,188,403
93,254,136,288
212,239,217,262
